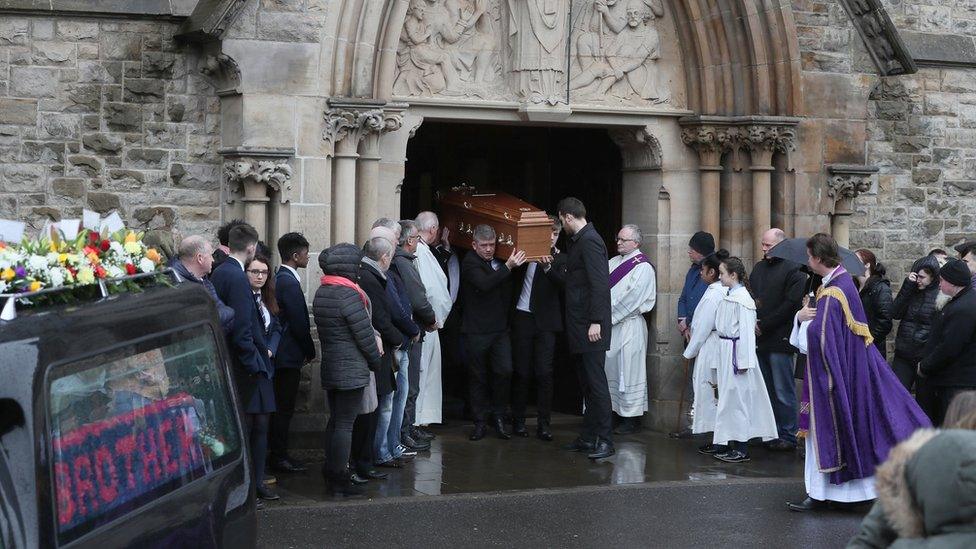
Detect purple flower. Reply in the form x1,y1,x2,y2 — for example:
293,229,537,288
14,266,26,278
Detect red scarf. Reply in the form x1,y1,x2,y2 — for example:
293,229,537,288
321,275,369,309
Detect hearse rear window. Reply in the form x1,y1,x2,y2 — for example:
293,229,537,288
47,327,241,546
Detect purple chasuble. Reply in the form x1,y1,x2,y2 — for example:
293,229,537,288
609,253,648,289
798,267,930,485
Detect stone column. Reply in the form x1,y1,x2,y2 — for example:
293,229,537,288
222,156,294,243
356,110,404,243
323,101,386,245
680,125,728,244
742,122,797,262
827,165,878,248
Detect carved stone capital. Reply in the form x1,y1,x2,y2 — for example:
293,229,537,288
323,103,404,157
199,52,241,94
827,164,879,214
223,157,294,204
740,124,798,155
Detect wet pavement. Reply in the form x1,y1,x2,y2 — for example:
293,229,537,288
257,415,867,547
268,414,806,502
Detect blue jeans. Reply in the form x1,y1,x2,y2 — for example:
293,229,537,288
376,350,410,463
757,351,798,445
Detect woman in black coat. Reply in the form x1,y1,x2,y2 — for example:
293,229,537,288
313,243,382,494
891,255,941,391
855,249,894,361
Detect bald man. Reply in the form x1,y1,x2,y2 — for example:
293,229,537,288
751,228,807,451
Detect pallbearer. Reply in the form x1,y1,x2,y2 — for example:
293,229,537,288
605,224,656,434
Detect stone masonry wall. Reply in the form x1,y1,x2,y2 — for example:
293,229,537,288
793,0,976,282
0,15,221,241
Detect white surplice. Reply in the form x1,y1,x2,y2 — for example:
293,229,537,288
711,285,778,446
682,281,725,434
414,239,452,425
605,251,656,417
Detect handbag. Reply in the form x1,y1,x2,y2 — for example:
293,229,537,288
360,371,378,414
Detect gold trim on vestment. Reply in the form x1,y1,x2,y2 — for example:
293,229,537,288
816,286,874,347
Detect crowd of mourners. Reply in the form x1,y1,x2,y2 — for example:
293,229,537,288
164,194,976,544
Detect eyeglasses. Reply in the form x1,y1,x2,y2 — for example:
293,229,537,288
616,238,637,243
247,269,269,276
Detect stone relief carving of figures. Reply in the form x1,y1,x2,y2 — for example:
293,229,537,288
569,0,669,104
394,0,506,99
507,0,570,105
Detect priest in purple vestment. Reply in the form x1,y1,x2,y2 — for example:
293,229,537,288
787,234,931,513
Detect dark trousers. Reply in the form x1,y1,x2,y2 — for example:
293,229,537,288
919,384,974,427
891,355,918,392
576,350,613,443
757,351,798,445
351,409,378,475
245,413,270,485
511,311,556,421
464,331,513,423
324,387,364,477
401,340,423,436
269,367,301,462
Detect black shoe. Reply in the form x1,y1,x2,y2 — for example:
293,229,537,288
325,471,365,496
587,440,616,460
376,459,402,469
256,499,265,510
537,420,553,442
256,485,280,501
349,473,369,485
470,423,488,441
512,419,529,437
563,437,596,452
493,417,512,440
764,440,797,452
412,426,435,441
697,443,728,455
669,428,693,439
360,469,388,480
714,450,750,463
613,417,641,435
787,497,829,512
271,458,308,473
401,434,431,451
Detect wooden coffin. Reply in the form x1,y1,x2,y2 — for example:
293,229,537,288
439,186,553,260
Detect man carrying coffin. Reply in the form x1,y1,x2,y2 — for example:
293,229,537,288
606,224,656,434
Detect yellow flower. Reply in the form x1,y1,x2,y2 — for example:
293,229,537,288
29,281,42,292
48,241,57,253
58,253,68,264
1,268,13,281
146,248,161,264
87,252,100,265
124,231,138,244
123,241,141,255
77,267,95,285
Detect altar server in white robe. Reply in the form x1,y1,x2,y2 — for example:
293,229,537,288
709,256,778,463
681,249,727,449
414,212,452,426
605,224,656,434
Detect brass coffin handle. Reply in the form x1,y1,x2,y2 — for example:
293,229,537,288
504,212,511,220
463,201,472,209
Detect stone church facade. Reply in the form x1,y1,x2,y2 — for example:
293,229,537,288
1,0,974,431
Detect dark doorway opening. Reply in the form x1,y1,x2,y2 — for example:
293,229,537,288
402,121,622,420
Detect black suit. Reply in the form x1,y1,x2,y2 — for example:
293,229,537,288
269,267,315,462
547,222,613,443
460,252,515,423
211,257,273,409
511,261,562,421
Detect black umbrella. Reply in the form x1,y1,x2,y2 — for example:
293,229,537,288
767,238,865,277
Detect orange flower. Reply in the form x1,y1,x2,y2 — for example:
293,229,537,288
87,252,100,265
146,248,161,264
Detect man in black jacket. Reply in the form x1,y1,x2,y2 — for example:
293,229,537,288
268,232,316,473
510,216,563,441
543,197,614,459
461,224,527,440
918,258,976,425
751,228,806,451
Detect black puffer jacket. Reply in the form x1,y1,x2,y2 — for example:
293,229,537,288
313,244,381,391
892,255,941,362
860,275,893,360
